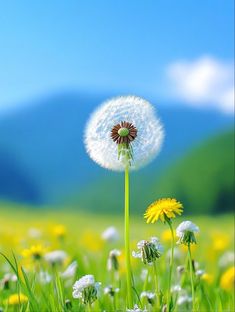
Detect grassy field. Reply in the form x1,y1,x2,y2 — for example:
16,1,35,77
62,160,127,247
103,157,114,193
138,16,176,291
0,204,234,311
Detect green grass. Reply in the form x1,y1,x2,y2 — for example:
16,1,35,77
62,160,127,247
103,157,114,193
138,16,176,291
0,204,234,311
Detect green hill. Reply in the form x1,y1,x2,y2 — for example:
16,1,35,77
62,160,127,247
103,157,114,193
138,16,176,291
69,130,234,215
152,130,234,214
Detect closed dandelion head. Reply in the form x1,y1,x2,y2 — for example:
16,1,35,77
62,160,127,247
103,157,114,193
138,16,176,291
107,249,121,271
84,96,164,171
72,274,101,304
132,237,163,264
144,198,183,224
176,221,199,245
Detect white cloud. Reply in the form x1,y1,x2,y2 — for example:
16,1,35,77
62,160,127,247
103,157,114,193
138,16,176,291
166,56,234,114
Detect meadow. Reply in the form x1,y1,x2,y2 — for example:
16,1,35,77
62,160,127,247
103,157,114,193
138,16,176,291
0,203,234,311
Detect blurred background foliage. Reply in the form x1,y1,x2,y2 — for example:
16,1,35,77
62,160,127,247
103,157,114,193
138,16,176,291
0,1,234,215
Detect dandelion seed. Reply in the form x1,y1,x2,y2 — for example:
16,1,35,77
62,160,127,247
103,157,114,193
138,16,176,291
44,250,68,265
176,221,199,245
84,95,163,171
72,275,101,304
102,226,119,242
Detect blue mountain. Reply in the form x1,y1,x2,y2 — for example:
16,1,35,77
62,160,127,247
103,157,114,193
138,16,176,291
0,91,233,205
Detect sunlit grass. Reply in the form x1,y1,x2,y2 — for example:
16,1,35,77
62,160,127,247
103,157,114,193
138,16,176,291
0,203,234,311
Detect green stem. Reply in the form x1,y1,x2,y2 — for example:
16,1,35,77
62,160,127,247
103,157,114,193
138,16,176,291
153,261,159,295
167,221,175,312
153,260,160,310
188,244,195,311
125,166,133,308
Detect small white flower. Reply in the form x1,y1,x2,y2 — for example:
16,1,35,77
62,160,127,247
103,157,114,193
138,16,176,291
28,228,42,239
177,294,192,305
166,247,182,261
84,96,164,171
72,275,101,304
104,286,120,296
176,221,199,245
107,249,121,271
140,269,148,281
38,271,52,284
219,251,235,268
102,226,119,242
140,291,155,304
127,304,147,312
61,261,78,279
171,284,182,293
44,250,68,265
195,269,205,277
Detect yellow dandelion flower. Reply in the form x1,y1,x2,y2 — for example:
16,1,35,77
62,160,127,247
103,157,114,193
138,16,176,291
6,293,28,305
211,232,229,252
220,267,235,291
52,224,67,239
161,229,176,243
144,198,183,223
201,273,214,284
22,244,47,260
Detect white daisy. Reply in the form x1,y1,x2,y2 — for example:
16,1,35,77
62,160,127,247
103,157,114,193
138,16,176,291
84,95,164,171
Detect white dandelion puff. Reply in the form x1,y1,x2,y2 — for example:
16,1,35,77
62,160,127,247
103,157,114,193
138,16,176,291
44,250,68,265
84,95,164,171
176,221,199,245
72,275,101,304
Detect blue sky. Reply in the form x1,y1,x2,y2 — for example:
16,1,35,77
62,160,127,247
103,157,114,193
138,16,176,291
0,1,234,113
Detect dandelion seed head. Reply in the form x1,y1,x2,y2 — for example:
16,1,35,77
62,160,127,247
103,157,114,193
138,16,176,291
84,95,164,171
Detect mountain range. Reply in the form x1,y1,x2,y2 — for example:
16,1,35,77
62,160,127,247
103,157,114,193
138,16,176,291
0,91,233,206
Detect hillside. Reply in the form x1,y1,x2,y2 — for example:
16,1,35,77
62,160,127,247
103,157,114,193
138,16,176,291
0,91,233,205
73,130,234,215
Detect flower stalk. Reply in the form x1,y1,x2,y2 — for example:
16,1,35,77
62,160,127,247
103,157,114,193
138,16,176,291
166,219,174,312
125,166,133,308
188,243,195,311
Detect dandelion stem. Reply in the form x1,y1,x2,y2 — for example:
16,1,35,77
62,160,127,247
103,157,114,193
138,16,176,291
124,166,133,308
153,260,160,310
167,220,174,312
188,244,195,311
153,260,159,295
